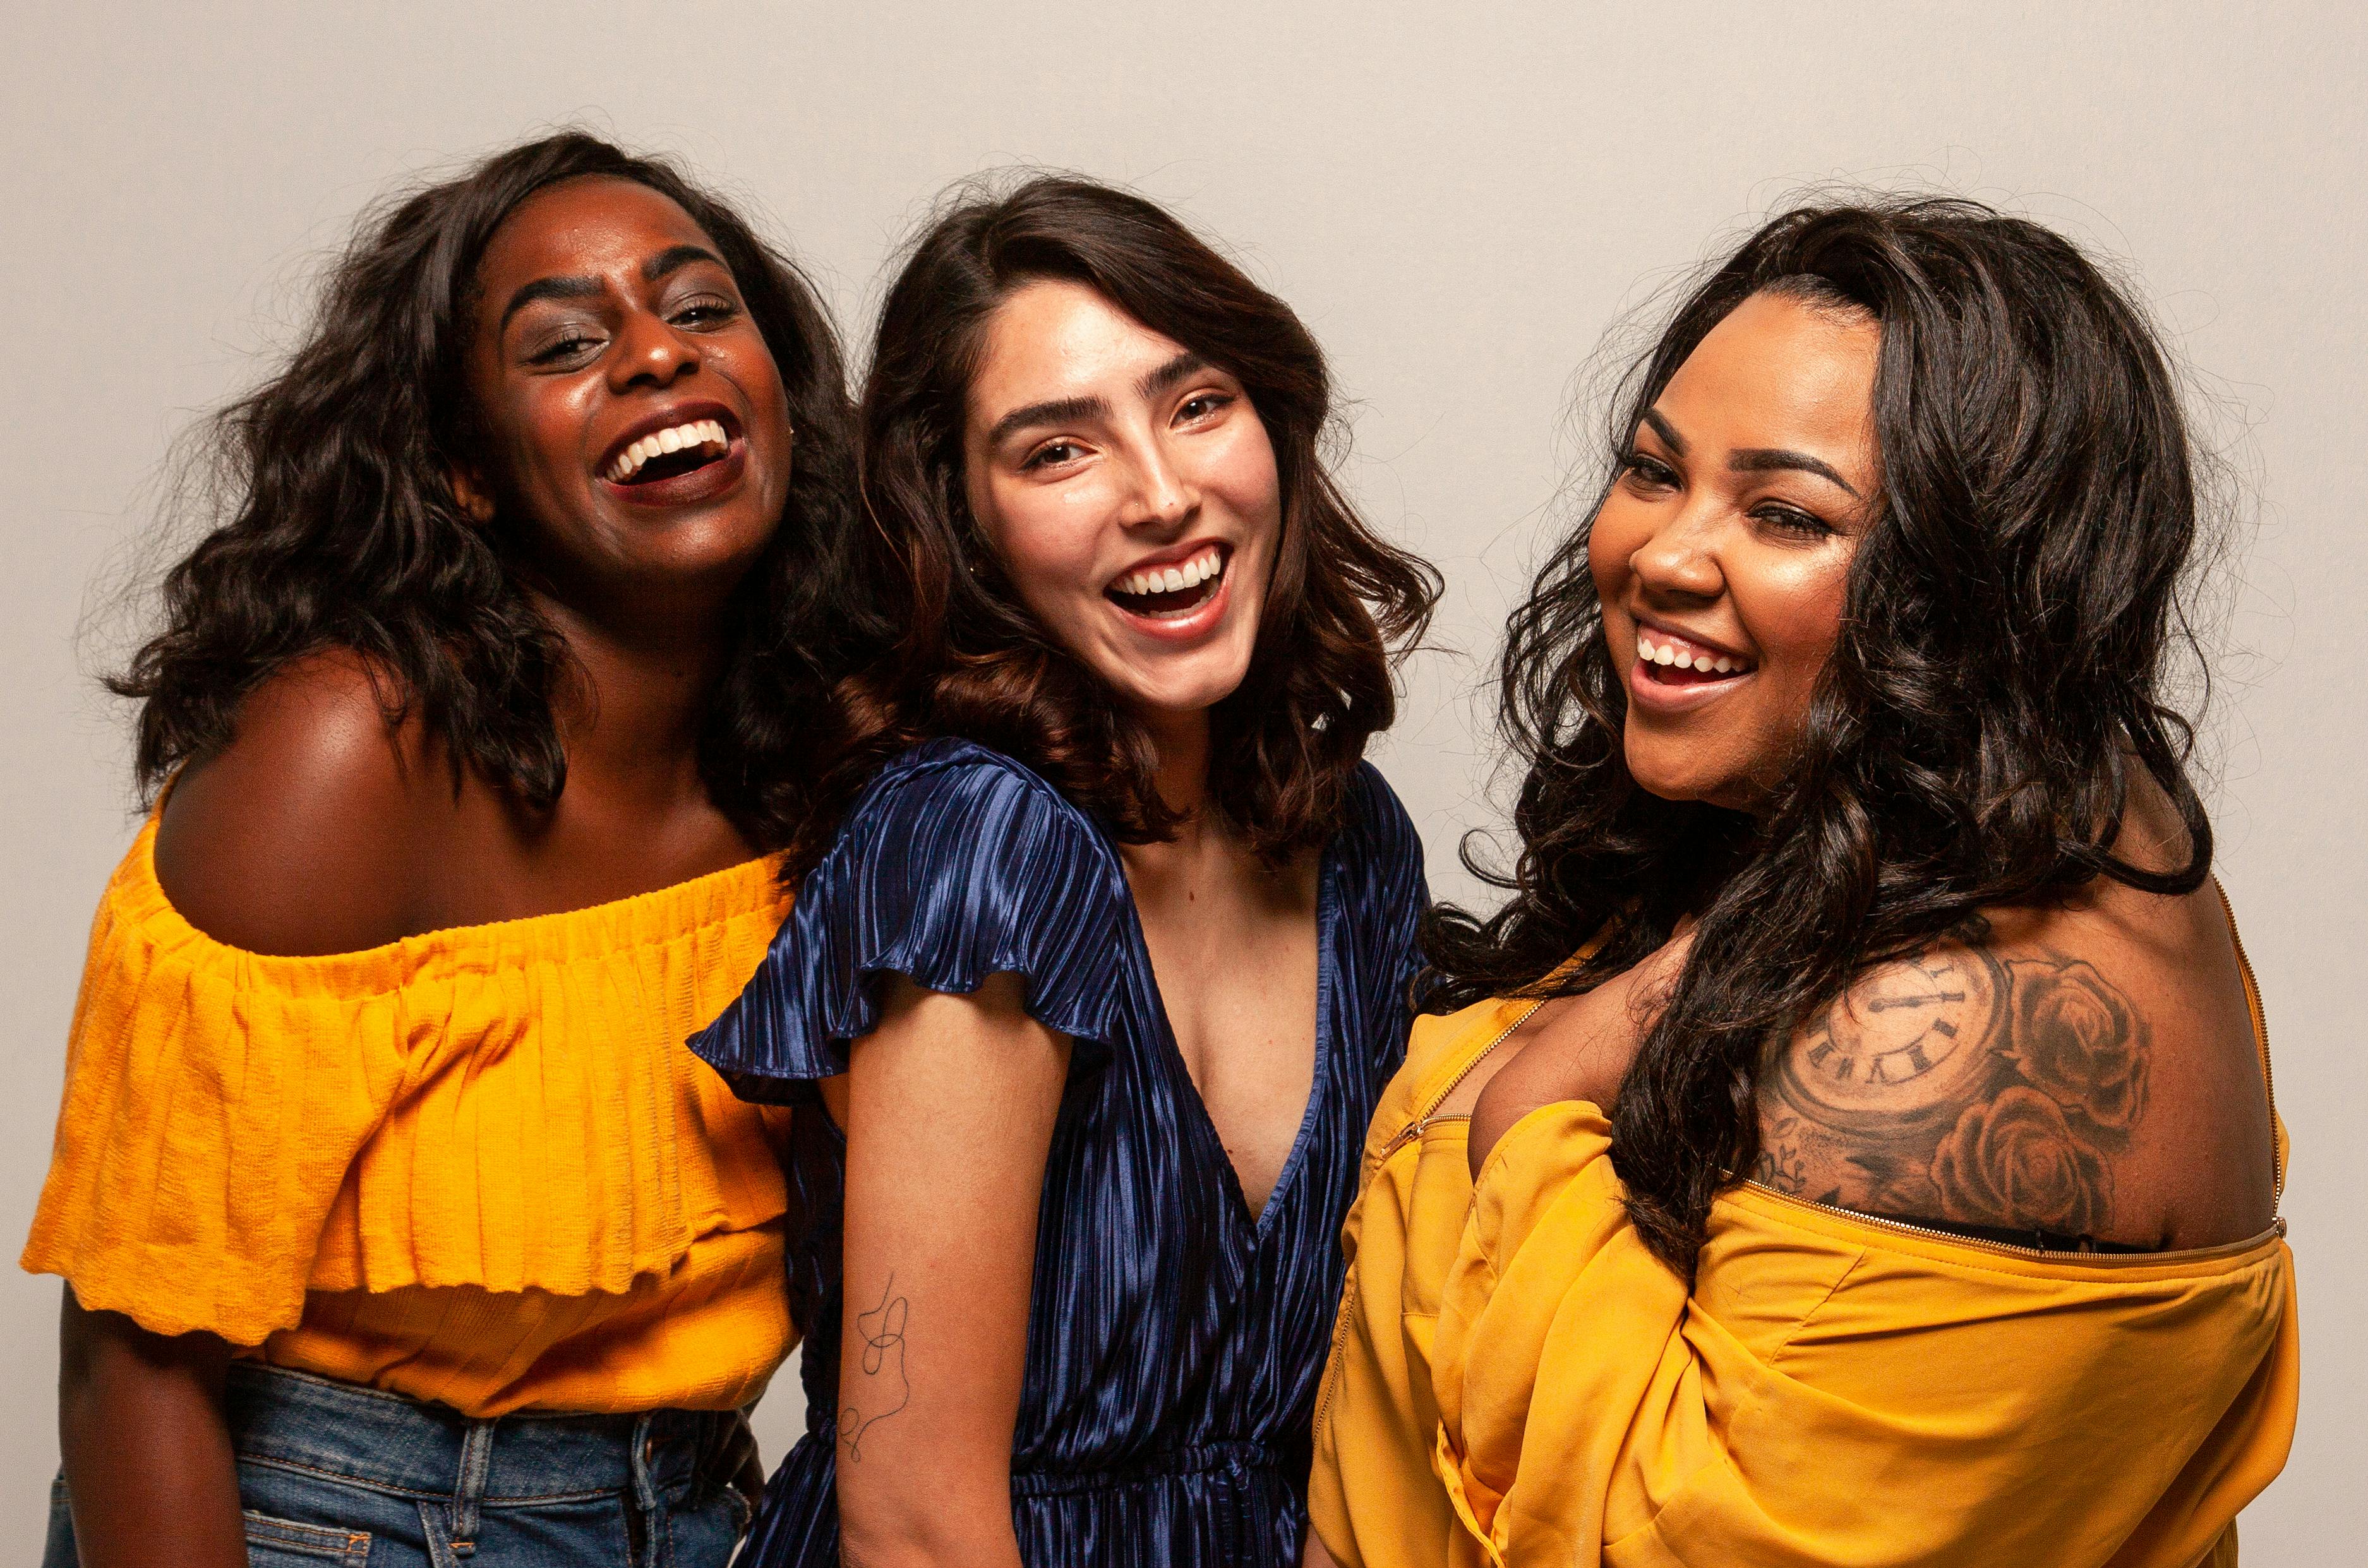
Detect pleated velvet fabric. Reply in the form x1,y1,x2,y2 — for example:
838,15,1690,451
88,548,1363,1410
692,738,1427,1567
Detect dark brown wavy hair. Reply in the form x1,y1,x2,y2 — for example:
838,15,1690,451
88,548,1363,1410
805,174,1438,872
1424,198,2221,1273
110,131,865,853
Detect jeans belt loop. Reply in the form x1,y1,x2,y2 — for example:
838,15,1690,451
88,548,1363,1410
448,1417,495,1555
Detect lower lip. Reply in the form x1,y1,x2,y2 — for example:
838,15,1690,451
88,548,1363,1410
1108,570,1232,642
597,440,747,509
1625,655,1753,714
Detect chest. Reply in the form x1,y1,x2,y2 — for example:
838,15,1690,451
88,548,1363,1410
1129,853,1325,1218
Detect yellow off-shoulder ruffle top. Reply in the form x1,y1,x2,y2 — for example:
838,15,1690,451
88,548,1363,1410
21,817,800,1418
1313,959,2299,1566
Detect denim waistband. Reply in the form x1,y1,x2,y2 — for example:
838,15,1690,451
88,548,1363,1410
226,1363,745,1505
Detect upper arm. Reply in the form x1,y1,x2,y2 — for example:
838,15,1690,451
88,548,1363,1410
833,972,1069,1562
1755,917,2275,1247
152,651,428,955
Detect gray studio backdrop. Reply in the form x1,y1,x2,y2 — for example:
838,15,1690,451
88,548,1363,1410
4,1,2359,1555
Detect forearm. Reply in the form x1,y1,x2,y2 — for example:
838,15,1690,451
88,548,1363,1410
57,1290,245,1568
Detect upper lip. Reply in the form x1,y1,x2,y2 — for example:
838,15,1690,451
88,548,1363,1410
1108,537,1229,588
1630,614,1754,667
595,399,740,479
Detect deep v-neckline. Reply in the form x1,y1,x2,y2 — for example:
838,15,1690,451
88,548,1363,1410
1115,834,1340,1237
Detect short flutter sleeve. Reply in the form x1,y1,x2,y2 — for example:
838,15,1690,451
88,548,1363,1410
692,741,1131,1101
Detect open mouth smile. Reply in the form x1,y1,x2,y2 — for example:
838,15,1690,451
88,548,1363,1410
1105,542,1227,622
1628,623,1758,710
595,407,747,507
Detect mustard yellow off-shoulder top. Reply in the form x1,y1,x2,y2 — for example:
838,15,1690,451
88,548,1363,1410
21,817,799,1418
1312,943,2299,1566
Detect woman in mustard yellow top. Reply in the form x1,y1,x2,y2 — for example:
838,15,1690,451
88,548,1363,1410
26,133,866,1568
1309,200,2297,1567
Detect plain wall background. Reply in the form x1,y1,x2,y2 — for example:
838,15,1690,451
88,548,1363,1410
5,1,2359,1554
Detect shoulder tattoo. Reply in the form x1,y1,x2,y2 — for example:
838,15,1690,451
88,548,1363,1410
1755,945,2151,1237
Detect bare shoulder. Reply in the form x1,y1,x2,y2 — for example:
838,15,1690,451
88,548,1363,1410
1756,888,2276,1249
153,649,439,955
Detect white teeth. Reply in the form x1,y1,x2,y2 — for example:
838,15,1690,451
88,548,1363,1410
1638,628,1750,675
608,419,730,482
1112,547,1225,604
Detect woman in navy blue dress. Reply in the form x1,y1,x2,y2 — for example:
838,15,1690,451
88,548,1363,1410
692,177,1438,1567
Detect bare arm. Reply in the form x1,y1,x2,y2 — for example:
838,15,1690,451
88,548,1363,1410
1301,1527,1344,1568
57,1291,244,1568
834,973,1070,1568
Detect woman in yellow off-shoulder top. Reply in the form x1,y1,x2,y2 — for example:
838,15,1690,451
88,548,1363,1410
27,133,867,1568
1309,200,2297,1567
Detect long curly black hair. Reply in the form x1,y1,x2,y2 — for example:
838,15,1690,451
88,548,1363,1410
110,131,864,853
1424,198,2223,1273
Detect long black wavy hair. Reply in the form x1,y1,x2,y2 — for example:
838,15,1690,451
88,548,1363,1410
111,131,863,853
1424,198,2221,1273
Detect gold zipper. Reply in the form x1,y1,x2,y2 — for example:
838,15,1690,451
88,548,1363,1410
1738,1178,2287,1264
2213,880,2283,1202
1373,1000,1549,1167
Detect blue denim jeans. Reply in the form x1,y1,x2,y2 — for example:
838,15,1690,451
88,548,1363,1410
44,1362,754,1567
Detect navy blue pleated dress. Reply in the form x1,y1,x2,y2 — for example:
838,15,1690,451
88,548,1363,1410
690,738,1426,1567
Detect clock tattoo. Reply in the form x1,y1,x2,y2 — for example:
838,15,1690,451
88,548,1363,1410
1776,947,2005,1135
1757,942,2143,1238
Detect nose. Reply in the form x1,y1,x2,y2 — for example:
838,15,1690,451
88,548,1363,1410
608,308,699,392
1626,507,1724,604
1119,438,1197,533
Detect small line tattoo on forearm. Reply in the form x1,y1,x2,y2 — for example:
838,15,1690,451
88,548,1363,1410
837,1273,911,1463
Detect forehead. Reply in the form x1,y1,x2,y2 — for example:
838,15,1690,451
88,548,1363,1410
474,176,718,295
968,278,1187,418
1656,290,1880,457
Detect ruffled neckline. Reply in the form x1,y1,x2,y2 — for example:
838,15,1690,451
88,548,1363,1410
112,813,789,999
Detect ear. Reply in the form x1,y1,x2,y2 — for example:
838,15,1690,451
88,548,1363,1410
448,464,496,525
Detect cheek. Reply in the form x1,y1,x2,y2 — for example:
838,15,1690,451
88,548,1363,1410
1586,502,1643,608
1736,554,1851,703
1203,421,1283,546
981,484,1106,621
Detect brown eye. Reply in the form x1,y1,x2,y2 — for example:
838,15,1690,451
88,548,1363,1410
1021,439,1085,472
1755,503,1836,539
1620,452,1678,490
529,332,603,366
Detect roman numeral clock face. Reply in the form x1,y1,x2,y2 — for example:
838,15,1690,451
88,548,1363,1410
1777,949,2007,1134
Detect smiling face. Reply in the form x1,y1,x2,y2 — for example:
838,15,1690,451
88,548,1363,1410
1590,289,1882,811
457,176,795,623
960,278,1283,732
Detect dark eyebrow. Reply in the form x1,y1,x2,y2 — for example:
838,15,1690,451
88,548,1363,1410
1729,448,1861,498
496,246,729,336
1640,407,1687,456
498,275,601,334
988,395,1110,448
1138,350,1210,402
645,243,727,282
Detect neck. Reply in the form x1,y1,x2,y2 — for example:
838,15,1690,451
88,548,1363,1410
532,585,727,799
1141,707,1213,822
